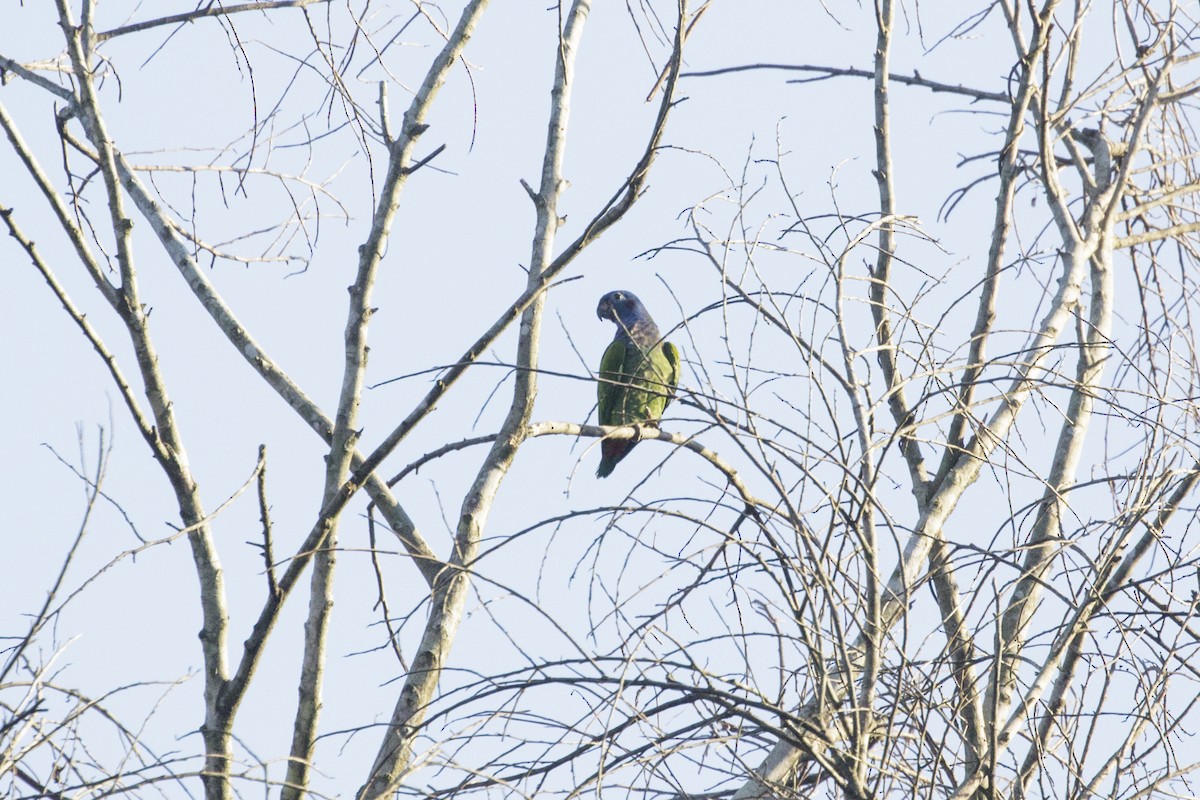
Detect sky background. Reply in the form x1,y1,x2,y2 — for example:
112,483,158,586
2,1,1160,796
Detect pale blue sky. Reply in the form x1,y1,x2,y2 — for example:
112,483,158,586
2,2,1164,797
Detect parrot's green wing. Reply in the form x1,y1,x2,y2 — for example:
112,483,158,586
598,339,678,425
596,338,681,477
659,340,681,413
597,338,633,427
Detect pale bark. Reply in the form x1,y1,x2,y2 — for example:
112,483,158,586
733,4,1067,796
280,2,491,795
354,2,690,796
356,2,590,794
53,4,232,797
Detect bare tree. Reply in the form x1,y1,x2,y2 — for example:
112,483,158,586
5,1,1200,800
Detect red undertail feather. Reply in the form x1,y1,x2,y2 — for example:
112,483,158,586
597,438,637,478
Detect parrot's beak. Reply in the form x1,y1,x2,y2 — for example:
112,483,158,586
596,299,610,321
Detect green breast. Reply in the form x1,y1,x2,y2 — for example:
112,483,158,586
598,338,679,426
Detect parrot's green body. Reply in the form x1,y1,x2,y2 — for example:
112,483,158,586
595,291,680,478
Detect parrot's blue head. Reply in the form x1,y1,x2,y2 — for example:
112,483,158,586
597,290,660,348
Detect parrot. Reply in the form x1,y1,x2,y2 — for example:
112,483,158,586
595,290,681,478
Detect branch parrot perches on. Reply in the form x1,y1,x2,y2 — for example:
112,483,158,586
595,290,681,478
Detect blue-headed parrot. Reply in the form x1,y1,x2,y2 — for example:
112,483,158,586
595,290,681,478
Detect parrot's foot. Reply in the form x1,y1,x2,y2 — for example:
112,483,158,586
633,422,657,441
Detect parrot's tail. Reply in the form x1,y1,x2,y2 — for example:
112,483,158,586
597,438,636,478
